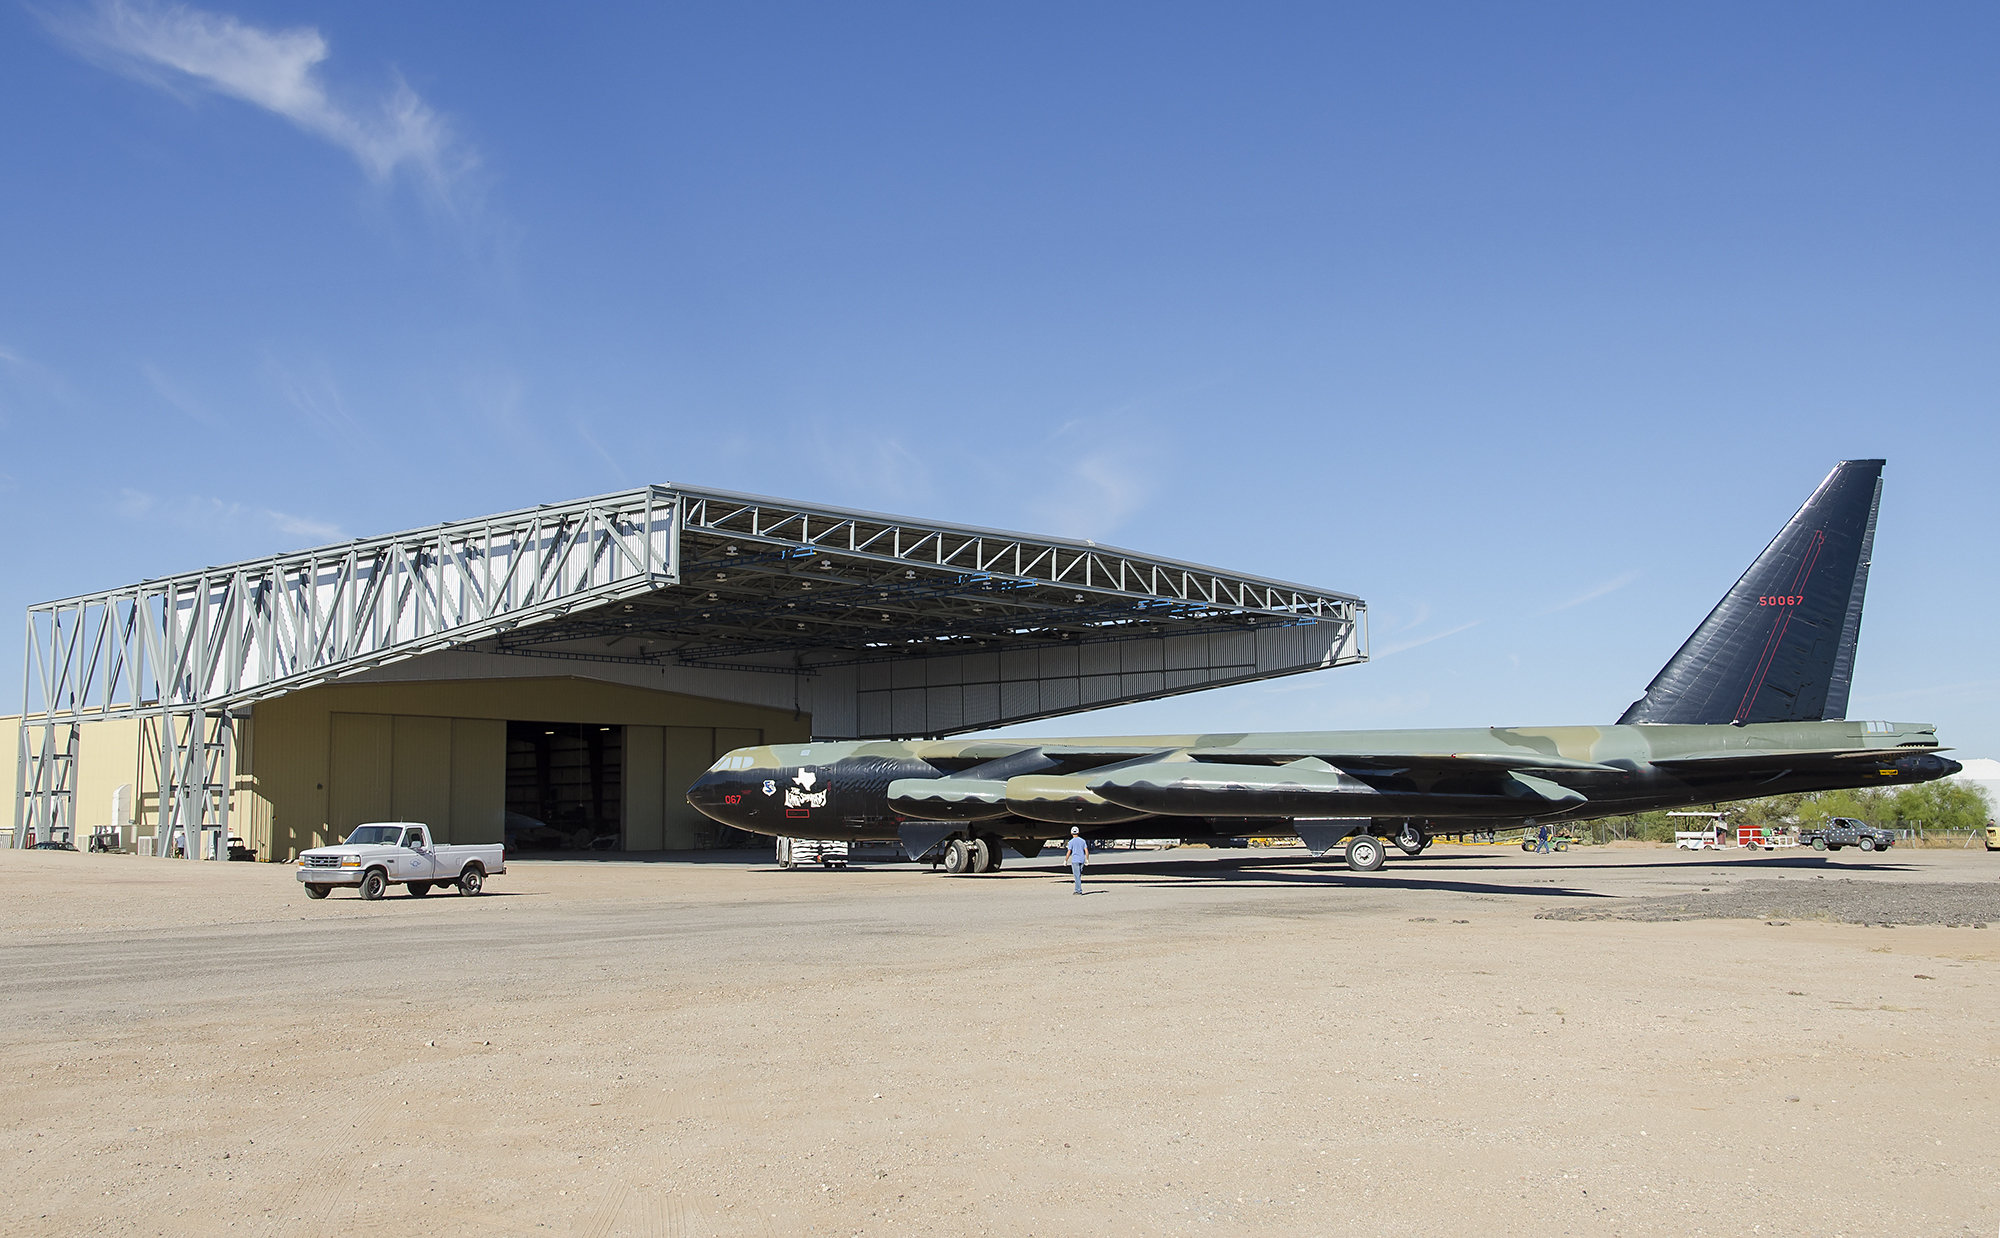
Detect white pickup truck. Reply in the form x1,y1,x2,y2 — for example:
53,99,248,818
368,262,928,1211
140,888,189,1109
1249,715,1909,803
297,823,504,901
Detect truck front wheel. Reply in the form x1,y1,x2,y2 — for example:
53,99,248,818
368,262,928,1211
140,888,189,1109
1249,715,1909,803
304,884,330,900
458,866,485,896
358,869,388,901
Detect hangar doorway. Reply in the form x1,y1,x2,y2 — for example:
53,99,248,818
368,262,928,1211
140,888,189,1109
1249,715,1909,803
506,721,624,852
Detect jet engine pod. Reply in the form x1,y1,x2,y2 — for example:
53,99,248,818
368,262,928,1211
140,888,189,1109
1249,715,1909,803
886,777,1014,822
1003,774,1154,825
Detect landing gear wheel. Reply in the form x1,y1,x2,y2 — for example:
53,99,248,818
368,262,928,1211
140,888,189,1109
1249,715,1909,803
942,838,974,875
304,884,330,900
1344,834,1386,873
776,837,796,869
1860,836,1877,852
408,882,431,897
1393,825,1427,857
358,869,387,901
969,837,994,873
459,866,485,895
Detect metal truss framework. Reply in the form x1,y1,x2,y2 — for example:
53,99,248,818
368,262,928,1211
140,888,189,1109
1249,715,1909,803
17,484,1366,852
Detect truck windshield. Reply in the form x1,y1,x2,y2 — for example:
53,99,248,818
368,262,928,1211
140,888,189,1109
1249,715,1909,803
344,826,404,846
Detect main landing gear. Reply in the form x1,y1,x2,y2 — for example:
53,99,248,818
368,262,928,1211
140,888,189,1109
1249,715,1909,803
1392,823,1429,857
940,834,1005,875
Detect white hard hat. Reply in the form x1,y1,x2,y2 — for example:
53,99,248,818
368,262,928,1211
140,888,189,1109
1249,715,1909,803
1071,826,1081,835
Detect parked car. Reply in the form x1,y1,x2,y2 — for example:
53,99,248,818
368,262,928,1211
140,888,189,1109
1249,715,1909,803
30,840,78,851
296,823,504,900
1801,817,1896,853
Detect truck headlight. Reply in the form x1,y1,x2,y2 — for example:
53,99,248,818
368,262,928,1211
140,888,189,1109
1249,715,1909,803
340,856,361,868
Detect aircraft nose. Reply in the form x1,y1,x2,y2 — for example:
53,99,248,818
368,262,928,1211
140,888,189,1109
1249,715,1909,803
686,770,735,815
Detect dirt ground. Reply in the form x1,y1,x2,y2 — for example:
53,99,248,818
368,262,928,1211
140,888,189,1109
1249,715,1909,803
2,840,1996,1237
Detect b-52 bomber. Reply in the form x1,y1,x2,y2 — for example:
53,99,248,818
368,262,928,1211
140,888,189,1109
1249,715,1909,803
688,460,1959,873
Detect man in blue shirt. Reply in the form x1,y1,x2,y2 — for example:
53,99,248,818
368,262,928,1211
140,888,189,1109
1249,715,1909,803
1065,826,1088,894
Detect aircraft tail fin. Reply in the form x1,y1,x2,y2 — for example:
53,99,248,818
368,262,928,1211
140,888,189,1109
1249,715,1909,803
1618,459,1883,726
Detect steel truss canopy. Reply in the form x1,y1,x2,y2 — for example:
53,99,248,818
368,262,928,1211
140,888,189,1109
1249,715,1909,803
17,484,1365,849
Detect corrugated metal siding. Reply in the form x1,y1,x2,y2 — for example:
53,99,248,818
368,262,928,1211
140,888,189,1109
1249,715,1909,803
450,719,505,845
329,713,393,835
76,718,139,849
623,725,665,850
392,715,453,839
0,716,18,844
661,726,718,849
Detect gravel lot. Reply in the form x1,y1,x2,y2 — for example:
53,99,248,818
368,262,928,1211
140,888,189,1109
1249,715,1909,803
2,841,1996,1236
1540,877,1999,927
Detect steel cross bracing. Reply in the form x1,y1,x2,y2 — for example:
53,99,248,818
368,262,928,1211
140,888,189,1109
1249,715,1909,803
16,488,677,850
495,490,1364,670
674,490,1359,616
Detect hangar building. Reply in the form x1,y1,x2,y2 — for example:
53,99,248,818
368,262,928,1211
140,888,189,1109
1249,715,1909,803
6,485,1365,860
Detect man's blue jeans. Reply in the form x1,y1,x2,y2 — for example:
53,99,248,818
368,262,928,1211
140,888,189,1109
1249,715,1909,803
1071,860,1084,893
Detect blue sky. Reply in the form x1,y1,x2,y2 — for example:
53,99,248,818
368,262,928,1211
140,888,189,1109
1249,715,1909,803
2,2,1994,755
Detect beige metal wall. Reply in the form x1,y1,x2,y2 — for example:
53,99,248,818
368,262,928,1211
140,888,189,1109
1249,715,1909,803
2,713,142,848
622,724,766,850
241,676,807,861
1,715,15,842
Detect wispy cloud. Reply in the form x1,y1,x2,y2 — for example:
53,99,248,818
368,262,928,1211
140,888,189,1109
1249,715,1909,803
1028,450,1152,542
48,0,473,205
1538,569,1641,616
1375,618,1484,658
142,362,221,427
116,487,344,544
267,357,369,445
0,344,79,419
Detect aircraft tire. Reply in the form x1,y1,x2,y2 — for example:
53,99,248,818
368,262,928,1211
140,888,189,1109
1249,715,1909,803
776,837,795,869
978,836,1004,871
1393,825,1427,857
943,838,974,875
1344,834,1386,873
970,837,994,873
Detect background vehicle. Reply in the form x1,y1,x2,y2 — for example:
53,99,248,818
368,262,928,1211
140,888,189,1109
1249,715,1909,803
1801,817,1896,853
296,824,504,900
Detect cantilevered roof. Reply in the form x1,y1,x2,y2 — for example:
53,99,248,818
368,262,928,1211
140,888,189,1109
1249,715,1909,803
21,484,1366,731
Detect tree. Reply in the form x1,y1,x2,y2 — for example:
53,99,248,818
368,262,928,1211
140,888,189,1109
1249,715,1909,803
1882,780,1993,832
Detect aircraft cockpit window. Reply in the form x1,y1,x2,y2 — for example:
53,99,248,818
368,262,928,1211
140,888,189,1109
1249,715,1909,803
707,755,758,772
